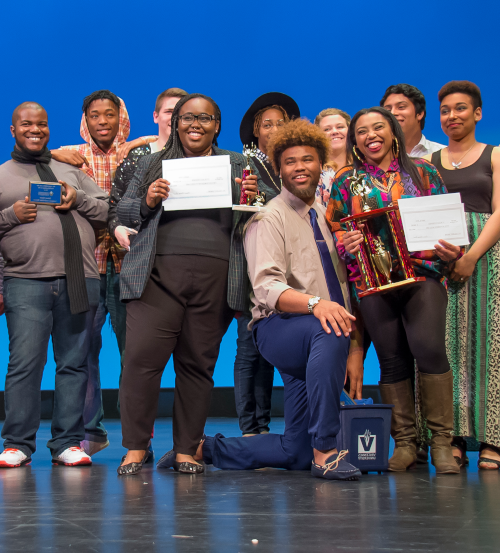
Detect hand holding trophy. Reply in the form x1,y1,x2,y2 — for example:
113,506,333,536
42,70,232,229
233,145,266,212
341,169,425,297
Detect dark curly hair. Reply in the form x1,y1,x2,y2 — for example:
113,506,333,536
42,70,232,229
267,118,331,174
438,80,482,110
82,90,120,114
380,84,427,130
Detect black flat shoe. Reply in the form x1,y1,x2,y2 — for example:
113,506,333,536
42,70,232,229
173,459,204,474
156,448,204,473
117,450,150,476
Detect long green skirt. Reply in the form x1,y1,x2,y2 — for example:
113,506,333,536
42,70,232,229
445,212,500,447
416,212,500,448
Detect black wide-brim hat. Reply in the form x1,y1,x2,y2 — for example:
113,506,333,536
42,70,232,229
239,92,300,147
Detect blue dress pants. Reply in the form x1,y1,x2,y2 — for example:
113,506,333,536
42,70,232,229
204,313,349,470
2,277,99,457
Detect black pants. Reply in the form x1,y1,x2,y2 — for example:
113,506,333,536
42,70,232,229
359,279,450,384
120,255,233,455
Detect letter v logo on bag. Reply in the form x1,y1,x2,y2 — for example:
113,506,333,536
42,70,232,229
358,429,376,459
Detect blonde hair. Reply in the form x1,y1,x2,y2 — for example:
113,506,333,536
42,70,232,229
314,108,352,169
314,108,351,126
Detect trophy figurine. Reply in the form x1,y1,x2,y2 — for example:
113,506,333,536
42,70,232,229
340,172,425,297
349,169,372,213
232,145,267,212
254,191,266,208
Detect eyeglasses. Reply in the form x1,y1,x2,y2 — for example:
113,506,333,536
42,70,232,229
261,120,285,130
178,113,217,125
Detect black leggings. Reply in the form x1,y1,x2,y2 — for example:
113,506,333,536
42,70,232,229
359,279,450,384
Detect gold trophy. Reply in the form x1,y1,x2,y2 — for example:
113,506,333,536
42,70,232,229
372,237,392,284
339,170,425,297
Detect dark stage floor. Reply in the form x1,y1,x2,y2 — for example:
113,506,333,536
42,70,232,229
0,419,498,553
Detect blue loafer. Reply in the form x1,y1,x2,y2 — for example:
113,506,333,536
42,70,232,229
311,450,361,481
156,449,176,469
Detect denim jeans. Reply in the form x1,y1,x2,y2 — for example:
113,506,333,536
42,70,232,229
233,313,274,434
84,258,126,442
2,277,99,457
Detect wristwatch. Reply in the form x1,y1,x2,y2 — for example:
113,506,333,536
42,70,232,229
307,296,321,313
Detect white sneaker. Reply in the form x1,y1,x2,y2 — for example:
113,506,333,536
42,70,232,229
0,448,31,468
80,439,109,456
52,447,92,466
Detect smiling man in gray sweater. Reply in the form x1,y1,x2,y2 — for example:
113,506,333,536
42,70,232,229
0,102,109,468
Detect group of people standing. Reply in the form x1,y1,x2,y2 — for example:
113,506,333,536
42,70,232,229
0,79,498,481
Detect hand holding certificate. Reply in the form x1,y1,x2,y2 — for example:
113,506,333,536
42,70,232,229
162,155,232,211
398,193,469,252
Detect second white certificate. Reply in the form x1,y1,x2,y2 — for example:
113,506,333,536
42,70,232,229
398,194,470,251
162,155,232,211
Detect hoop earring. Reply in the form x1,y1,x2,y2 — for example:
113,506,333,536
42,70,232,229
392,137,400,158
353,146,364,163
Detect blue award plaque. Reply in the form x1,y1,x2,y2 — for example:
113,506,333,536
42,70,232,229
29,181,63,206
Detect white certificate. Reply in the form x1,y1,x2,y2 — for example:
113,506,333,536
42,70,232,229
162,155,232,211
398,193,470,251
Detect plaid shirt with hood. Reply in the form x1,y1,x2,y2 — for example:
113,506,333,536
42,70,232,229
60,98,155,274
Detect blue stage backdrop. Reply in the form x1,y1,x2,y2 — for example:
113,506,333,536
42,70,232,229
0,0,498,390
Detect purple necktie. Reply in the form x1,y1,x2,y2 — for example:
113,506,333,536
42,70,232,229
309,208,345,307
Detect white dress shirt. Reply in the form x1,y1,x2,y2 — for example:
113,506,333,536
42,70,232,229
410,134,445,158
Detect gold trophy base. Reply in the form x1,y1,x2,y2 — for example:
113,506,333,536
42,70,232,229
358,277,426,298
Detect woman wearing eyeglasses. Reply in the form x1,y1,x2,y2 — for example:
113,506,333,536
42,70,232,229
115,93,261,475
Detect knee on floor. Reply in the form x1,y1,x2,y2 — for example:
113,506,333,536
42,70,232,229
284,440,314,470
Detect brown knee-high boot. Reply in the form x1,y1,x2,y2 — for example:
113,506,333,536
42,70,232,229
418,371,460,474
379,379,417,471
